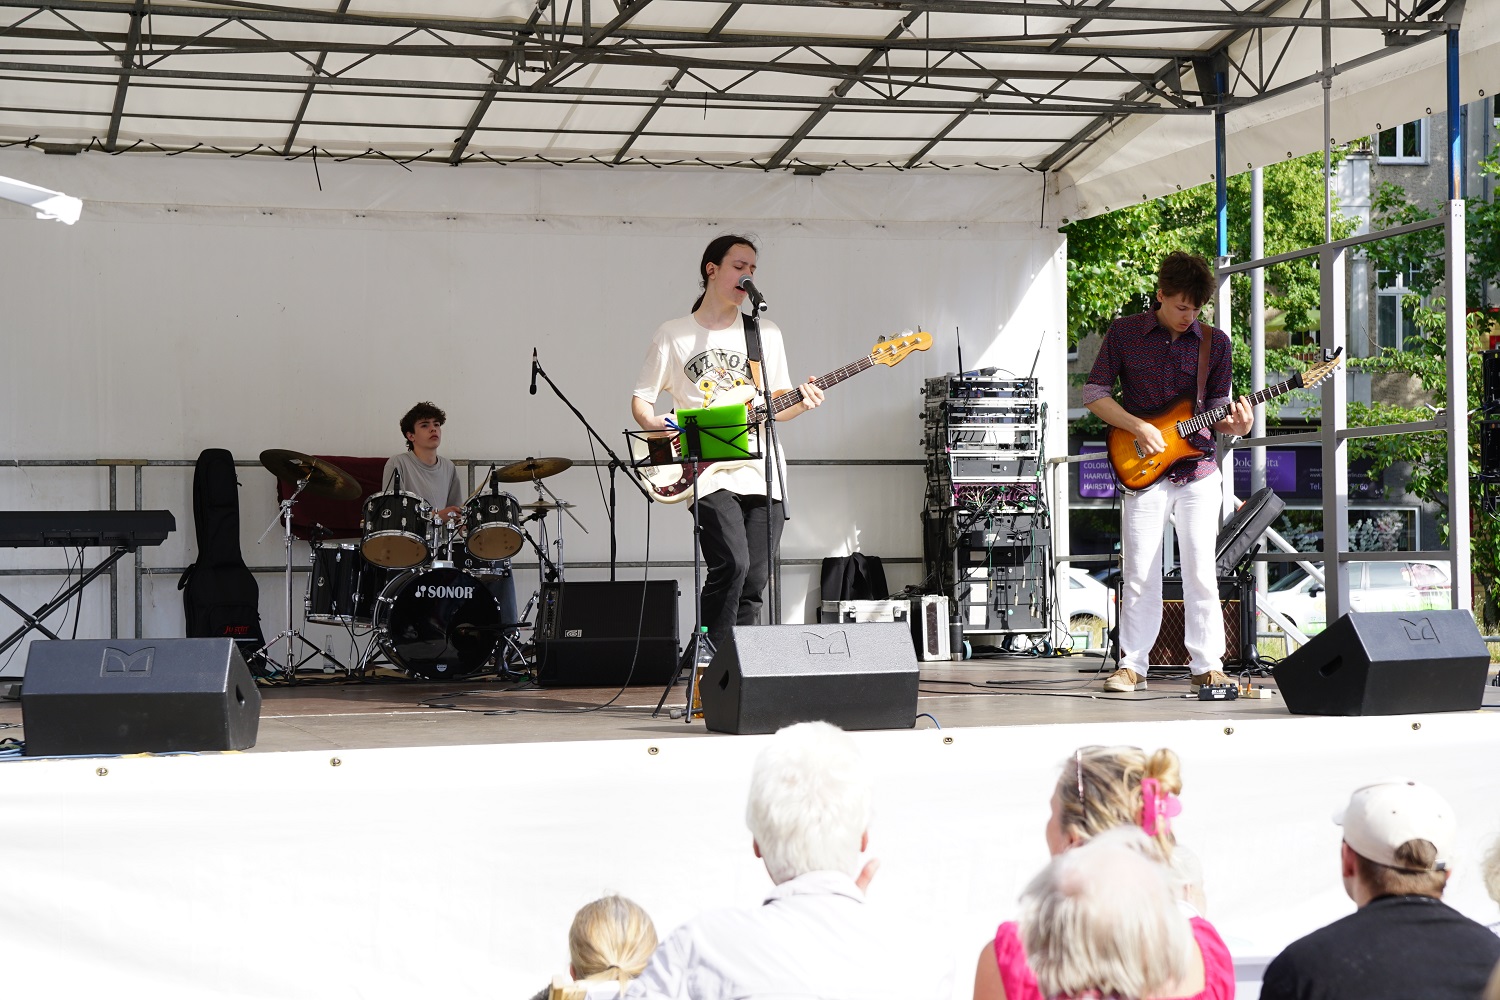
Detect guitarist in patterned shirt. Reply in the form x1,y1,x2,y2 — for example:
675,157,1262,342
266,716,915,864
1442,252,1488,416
1082,251,1253,694
631,235,824,658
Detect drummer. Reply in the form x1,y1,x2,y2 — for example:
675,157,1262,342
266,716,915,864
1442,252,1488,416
383,401,464,523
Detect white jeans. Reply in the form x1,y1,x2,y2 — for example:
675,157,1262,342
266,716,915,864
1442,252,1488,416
1118,470,1224,677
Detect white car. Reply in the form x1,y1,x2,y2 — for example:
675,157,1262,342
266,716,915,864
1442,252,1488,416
1262,559,1453,635
1062,567,1116,650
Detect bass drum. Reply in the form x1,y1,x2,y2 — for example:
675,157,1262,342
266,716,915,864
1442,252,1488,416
374,566,501,679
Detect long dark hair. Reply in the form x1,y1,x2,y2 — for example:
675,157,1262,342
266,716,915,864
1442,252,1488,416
692,234,758,311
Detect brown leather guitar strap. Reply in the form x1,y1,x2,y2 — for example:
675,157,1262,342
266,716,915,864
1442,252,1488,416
1194,326,1213,414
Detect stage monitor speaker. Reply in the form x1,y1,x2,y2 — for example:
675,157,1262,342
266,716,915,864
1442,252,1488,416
700,623,919,735
1272,610,1490,716
534,580,679,688
21,638,261,756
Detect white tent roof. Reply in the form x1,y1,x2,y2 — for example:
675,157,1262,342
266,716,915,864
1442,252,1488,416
0,0,1494,221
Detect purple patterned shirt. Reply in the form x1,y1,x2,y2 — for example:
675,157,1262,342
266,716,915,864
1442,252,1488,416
1082,310,1232,485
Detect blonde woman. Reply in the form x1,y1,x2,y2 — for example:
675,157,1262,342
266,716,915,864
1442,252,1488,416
531,895,657,1000
1019,826,1195,1000
974,745,1234,1000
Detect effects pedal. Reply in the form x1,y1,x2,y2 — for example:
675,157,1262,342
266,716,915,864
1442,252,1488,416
1197,683,1239,701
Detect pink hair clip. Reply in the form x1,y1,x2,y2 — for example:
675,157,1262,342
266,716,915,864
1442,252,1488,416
1141,777,1181,837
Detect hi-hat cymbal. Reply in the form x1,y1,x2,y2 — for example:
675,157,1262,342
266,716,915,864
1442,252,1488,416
495,456,573,482
520,500,577,511
259,449,361,501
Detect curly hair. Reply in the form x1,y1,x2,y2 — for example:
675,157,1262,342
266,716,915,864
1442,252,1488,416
399,401,446,450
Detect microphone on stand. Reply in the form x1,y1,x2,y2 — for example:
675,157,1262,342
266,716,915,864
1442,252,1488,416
737,276,769,314
392,468,403,495
488,465,500,493
530,349,539,395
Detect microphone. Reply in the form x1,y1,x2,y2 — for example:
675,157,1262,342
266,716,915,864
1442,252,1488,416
392,468,402,495
488,465,499,493
737,276,769,314
529,348,539,396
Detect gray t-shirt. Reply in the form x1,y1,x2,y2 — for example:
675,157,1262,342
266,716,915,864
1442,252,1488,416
381,452,462,512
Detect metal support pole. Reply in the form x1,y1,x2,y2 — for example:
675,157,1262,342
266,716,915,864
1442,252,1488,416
134,464,144,639
108,463,119,639
1215,256,1235,519
1250,166,1268,598
1320,244,1350,619
1446,199,1473,611
1215,98,1228,259
1448,27,1463,202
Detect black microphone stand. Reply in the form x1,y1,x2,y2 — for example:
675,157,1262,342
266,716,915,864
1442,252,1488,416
531,353,653,581
741,310,789,624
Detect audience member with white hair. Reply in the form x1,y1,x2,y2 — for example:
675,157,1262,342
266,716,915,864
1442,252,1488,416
973,745,1233,1000
1018,826,1197,1000
530,895,658,1000
1260,779,1500,1000
1484,832,1500,935
626,721,944,1000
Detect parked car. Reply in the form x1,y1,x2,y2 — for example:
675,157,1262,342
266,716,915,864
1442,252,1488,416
1261,559,1452,635
1063,567,1116,650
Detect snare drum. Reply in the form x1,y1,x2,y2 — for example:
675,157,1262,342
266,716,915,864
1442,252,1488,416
464,490,524,560
361,490,432,568
305,542,381,626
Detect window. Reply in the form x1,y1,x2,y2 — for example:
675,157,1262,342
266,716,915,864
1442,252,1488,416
1375,264,1423,351
1366,562,1412,589
1375,120,1427,164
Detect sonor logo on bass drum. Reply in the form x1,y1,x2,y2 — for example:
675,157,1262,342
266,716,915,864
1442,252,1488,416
414,584,475,600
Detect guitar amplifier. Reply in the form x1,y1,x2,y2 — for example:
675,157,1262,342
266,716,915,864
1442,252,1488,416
1147,578,1253,667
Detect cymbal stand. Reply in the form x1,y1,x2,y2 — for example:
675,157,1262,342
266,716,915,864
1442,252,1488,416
254,476,351,679
527,474,586,582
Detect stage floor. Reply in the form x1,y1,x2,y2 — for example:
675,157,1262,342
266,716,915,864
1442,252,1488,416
6,651,1494,753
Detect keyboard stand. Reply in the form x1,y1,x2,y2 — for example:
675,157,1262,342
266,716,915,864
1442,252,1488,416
0,545,134,656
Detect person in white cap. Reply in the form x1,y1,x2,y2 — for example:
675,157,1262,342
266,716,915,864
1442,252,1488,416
1260,779,1500,1000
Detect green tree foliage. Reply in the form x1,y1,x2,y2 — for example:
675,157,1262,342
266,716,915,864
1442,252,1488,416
1350,150,1500,621
1062,150,1355,354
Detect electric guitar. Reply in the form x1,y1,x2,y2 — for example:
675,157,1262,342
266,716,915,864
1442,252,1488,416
1105,348,1343,493
632,331,932,504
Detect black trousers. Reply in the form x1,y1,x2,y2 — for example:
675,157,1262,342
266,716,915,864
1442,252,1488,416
692,490,784,651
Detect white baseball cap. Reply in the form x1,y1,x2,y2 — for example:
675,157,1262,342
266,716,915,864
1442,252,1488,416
1334,779,1455,871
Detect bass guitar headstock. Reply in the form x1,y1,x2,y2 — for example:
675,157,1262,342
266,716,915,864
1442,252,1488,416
869,330,932,367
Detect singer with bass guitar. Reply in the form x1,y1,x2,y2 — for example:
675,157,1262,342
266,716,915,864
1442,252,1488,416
1082,251,1253,694
630,235,824,655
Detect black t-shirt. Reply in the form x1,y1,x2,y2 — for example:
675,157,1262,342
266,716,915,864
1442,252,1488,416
1260,894,1500,1000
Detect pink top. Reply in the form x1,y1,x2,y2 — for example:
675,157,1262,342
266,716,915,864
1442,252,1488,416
992,916,1234,1000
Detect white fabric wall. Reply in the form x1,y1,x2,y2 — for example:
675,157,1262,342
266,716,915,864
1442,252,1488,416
0,150,1066,659
1,713,1497,999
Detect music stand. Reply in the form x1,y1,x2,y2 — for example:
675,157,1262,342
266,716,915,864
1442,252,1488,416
628,409,758,722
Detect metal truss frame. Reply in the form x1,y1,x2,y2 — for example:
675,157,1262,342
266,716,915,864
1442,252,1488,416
0,0,1465,168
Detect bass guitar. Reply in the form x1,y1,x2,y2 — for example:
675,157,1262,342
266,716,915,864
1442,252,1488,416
1106,348,1343,493
632,330,932,504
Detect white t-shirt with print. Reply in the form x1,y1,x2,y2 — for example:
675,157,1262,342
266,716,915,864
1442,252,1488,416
633,313,794,500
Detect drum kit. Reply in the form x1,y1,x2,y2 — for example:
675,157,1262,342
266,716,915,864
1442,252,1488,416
258,449,581,681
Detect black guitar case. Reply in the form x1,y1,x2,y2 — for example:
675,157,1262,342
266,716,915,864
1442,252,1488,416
178,448,266,666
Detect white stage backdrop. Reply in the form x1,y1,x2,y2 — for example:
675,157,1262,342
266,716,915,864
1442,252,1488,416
0,714,1497,999
0,150,1066,661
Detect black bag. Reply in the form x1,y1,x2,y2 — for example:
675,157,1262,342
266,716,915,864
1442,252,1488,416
178,449,265,664
820,553,890,603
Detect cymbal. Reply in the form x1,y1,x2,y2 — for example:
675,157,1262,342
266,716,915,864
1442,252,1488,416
259,449,361,501
520,500,577,511
495,456,573,482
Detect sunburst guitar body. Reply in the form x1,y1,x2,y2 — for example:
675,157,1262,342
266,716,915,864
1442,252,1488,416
1104,348,1344,494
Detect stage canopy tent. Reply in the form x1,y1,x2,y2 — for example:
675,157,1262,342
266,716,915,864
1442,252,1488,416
0,0,1495,224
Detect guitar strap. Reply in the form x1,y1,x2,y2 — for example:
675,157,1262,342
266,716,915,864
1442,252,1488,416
1194,324,1214,413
